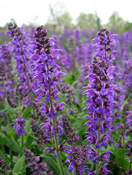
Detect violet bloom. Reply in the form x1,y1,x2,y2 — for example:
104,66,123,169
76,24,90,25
122,59,132,94
30,118,51,148
24,149,53,175
0,59,6,101
65,145,87,175
116,103,132,148
77,38,93,94
84,29,118,173
61,114,79,145
7,23,35,108
11,116,26,136
30,26,67,174
67,36,76,74
31,26,64,118
0,43,16,97
115,103,132,170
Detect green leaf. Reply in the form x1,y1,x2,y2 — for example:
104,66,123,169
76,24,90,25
114,158,129,170
23,107,31,120
63,73,74,84
0,132,22,154
24,119,31,133
24,135,34,148
70,117,85,145
41,154,60,175
63,165,70,174
0,102,5,110
13,156,26,175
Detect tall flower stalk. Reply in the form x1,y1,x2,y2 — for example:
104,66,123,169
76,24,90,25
85,29,117,175
7,23,36,114
31,26,65,175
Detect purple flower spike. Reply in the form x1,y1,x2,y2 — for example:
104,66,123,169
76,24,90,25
11,116,26,136
85,29,117,175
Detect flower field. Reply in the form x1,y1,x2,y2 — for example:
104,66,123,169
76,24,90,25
0,23,132,175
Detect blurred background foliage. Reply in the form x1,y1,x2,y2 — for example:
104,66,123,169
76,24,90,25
0,2,132,37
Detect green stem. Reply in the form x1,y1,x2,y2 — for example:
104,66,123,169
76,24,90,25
0,119,5,153
128,157,132,170
47,72,64,175
73,168,76,175
96,149,100,175
21,135,24,149
122,136,125,167
7,113,12,160
52,112,65,175
20,135,24,157
7,113,11,124
91,163,94,171
9,148,13,160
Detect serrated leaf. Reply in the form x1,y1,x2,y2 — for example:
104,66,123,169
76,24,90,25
23,107,31,120
13,156,26,175
0,132,22,154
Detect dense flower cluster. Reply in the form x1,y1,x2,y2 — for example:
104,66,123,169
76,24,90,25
31,25,64,118
65,145,87,174
30,118,50,148
7,23,36,108
30,26,66,175
11,115,26,136
84,29,118,174
24,149,53,175
116,102,132,173
61,114,79,145
0,43,15,98
1,22,132,175
122,59,132,94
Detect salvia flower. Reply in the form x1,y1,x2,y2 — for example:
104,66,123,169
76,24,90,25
65,145,87,175
7,22,36,109
61,114,79,145
30,25,65,119
11,116,26,136
30,118,51,148
24,149,53,175
84,29,118,173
